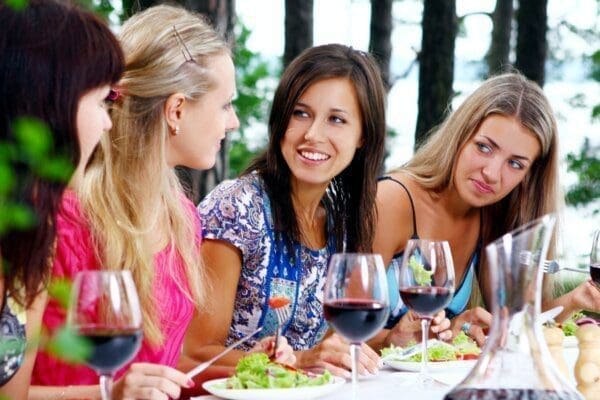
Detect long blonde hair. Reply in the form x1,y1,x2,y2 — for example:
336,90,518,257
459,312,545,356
80,5,229,345
398,73,562,304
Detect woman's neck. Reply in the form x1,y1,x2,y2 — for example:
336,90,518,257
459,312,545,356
435,186,478,219
290,180,328,249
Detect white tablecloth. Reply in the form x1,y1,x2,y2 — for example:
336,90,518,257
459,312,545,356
193,347,580,400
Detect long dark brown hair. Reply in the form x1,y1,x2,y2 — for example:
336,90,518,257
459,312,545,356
0,0,124,306
245,44,386,252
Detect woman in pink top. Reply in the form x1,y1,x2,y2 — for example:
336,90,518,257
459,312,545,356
31,5,292,399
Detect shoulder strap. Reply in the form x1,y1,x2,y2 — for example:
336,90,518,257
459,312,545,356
379,176,418,237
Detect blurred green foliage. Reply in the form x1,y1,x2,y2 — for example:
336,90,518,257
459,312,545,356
229,21,278,177
0,117,73,235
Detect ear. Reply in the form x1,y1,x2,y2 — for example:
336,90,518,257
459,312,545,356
356,135,364,149
164,93,187,132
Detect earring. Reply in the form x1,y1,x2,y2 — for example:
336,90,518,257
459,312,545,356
174,126,180,135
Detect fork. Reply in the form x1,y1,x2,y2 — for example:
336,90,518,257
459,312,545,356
272,305,291,359
542,260,589,275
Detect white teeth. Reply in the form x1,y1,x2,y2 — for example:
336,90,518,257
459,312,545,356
301,151,330,161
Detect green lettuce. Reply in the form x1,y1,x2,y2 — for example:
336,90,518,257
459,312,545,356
224,353,332,389
409,255,433,286
562,311,585,336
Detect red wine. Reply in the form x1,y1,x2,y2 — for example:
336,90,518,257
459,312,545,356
399,286,452,316
444,388,581,400
323,299,387,343
590,263,600,285
80,328,142,373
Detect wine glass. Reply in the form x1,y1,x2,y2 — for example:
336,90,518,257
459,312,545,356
396,239,455,387
591,230,600,288
323,253,389,399
67,270,143,400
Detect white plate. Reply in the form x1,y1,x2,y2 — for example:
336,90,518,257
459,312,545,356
563,335,578,348
201,376,346,400
384,359,477,372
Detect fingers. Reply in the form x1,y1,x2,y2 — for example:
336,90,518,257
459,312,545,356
272,336,297,365
430,312,452,341
115,363,194,400
465,323,486,346
304,334,380,377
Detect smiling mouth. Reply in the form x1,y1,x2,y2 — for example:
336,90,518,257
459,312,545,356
299,150,330,161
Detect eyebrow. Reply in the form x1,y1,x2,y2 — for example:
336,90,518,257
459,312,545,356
481,135,533,161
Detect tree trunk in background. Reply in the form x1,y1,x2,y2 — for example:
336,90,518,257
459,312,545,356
486,0,514,77
415,0,457,149
284,0,313,68
369,0,393,91
515,0,548,86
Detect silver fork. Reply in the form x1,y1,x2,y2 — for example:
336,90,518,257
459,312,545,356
272,305,291,359
542,260,589,275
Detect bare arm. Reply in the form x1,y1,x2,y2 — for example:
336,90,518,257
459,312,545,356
183,239,246,366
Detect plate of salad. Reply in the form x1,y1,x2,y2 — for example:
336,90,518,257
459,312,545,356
201,353,345,400
381,332,480,372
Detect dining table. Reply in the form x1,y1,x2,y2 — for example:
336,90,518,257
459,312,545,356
192,346,581,400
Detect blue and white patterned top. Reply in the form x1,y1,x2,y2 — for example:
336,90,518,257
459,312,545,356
198,173,334,350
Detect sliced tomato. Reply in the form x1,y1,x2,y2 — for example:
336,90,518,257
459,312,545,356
268,296,291,309
456,353,479,360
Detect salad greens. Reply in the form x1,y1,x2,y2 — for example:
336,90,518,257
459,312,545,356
562,311,585,336
224,353,332,389
409,255,433,286
381,332,480,362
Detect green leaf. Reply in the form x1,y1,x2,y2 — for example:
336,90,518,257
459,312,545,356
3,0,28,10
48,278,73,310
409,255,433,286
35,156,74,182
12,117,53,160
46,326,92,364
8,203,36,229
0,163,15,194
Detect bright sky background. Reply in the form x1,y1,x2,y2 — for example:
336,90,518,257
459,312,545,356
236,0,599,267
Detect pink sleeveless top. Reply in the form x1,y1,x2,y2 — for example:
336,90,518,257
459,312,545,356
32,191,200,385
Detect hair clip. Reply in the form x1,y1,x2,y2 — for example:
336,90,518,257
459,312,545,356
172,25,196,64
107,88,121,102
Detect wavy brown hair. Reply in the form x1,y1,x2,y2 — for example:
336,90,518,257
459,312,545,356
246,44,387,252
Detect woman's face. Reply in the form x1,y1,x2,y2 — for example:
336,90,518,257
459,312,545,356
167,53,239,170
76,85,113,172
280,77,363,191
453,114,541,207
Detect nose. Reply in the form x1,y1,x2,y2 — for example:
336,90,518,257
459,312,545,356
228,109,240,131
304,120,325,142
481,157,502,183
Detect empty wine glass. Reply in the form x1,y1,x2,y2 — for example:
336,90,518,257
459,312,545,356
396,239,455,388
591,230,600,288
67,270,142,400
323,253,389,399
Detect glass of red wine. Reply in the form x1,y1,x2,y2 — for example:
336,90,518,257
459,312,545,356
591,230,600,288
323,253,389,399
67,270,143,400
397,239,455,387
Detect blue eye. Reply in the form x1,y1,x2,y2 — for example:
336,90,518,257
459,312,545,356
292,109,309,118
476,142,491,154
330,115,345,124
509,160,524,170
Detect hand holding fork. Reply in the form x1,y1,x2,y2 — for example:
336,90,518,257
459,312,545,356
268,296,292,360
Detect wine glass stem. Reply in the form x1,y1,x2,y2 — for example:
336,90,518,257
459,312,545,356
420,318,431,379
350,343,360,400
99,374,113,400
